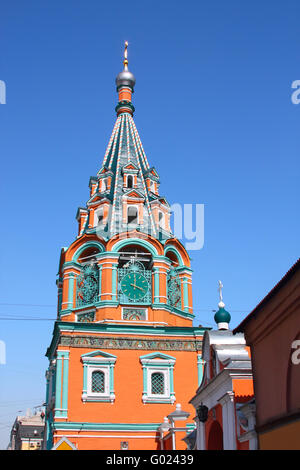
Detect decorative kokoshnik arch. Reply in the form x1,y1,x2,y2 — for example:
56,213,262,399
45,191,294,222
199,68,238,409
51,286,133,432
72,240,105,262
107,235,162,257
164,246,184,267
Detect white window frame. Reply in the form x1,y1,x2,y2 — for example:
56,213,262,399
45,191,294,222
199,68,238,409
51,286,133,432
81,351,116,403
140,353,176,404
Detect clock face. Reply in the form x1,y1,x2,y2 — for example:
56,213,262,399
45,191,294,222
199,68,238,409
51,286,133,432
120,272,149,301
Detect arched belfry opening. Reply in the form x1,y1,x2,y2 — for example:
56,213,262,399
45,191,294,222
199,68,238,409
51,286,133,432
117,244,152,305
76,247,101,308
117,244,152,270
165,250,182,310
77,247,100,265
165,250,180,269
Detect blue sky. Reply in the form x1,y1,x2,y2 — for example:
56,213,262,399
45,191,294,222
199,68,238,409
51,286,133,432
0,0,299,448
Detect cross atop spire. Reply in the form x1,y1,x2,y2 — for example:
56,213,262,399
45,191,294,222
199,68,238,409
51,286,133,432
218,280,225,308
214,280,231,330
123,41,129,69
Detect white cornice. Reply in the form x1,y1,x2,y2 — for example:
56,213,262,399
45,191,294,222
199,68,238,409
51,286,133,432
190,366,253,410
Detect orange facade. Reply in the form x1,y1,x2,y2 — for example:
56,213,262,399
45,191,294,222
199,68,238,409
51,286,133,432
49,340,202,450
45,46,207,450
46,319,205,449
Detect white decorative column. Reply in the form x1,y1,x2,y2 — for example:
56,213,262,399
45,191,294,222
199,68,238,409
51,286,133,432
197,356,205,387
195,417,206,450
218,392,236,450
240,403,257,450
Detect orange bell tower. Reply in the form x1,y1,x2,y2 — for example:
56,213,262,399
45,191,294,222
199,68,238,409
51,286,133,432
45,43,208,450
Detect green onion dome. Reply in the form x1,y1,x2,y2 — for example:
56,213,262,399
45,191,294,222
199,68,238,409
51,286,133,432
214,305,231,326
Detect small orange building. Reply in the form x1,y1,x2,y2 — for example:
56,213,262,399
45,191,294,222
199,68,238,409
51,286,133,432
235,259,300,450
44,44,208,450
189,294,256,450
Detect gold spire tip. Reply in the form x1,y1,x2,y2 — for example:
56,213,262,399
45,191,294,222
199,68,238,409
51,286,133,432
123,41,129,69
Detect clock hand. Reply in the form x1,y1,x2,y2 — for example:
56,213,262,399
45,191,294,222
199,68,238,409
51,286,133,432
136,285,145,292
130,283,145,292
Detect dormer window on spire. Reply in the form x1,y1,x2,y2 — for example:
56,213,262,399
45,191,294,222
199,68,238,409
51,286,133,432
122,162,139,190
127,175,133,188
100,179,107,192
98,211,104,225
93,202,110,228
158,211,164,229
127,206,138,225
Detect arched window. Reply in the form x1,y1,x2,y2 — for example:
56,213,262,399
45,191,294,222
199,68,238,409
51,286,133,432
127,206,138,224
127,175,133,188
151,372,165,395
92,370,105,393
207,421,223,450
